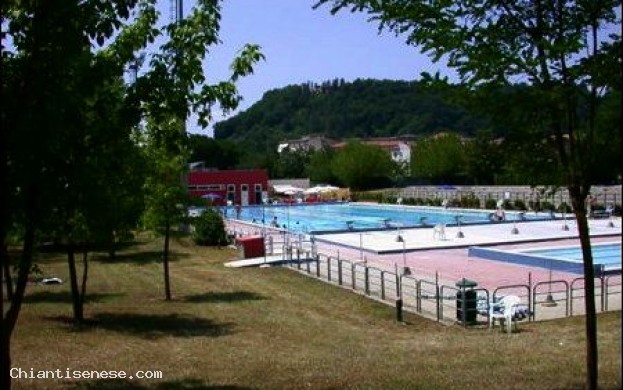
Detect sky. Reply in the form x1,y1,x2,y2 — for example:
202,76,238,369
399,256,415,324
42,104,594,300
170,0,455,136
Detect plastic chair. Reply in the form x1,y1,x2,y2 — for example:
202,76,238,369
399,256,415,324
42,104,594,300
489,295,522,333
433,223,446,240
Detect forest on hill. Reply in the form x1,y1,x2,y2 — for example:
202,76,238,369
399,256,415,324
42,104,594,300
213,78,498,153
197,78,620,187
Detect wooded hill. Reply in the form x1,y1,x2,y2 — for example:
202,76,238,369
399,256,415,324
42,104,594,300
213,78,498,152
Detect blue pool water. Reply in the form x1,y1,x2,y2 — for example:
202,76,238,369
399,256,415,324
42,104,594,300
469,243,622,274
524,244,621,268
221,202,551,234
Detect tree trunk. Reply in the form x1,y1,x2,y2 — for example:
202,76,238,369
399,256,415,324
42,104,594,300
0,245,5,390
163,219,172,301
0,329,10,390
66,242,83,324
2,264,13,302
1,223,36,390
79,248,88,311
570,192,598,390
107,230,116,259
2,246,13,301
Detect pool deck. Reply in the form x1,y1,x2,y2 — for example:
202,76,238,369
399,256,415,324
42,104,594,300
313,218,620,254
303,218,620,289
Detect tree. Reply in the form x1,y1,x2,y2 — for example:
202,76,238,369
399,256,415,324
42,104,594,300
188,135,241,169
1,0,157,387
464,129,503,185
272,148,313,179
309,147,338,184
316,1,621,388
137,0,263,300
331,142,396,189
411,132,467,184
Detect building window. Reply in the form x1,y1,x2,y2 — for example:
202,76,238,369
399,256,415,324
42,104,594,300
227,184,235,203
197,184,224,191
254,184,262,204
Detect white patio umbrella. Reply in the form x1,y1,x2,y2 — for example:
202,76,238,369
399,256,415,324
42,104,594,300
273,184,304,194
318,185,339,193
304,187,321,194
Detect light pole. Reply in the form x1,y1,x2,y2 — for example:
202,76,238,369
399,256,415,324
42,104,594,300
456,213,464,238
396,234,410,275
542,259,558,307
359,233,364,261
511,212,519,235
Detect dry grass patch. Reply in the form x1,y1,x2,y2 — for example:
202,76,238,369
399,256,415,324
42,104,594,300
9,235,622,390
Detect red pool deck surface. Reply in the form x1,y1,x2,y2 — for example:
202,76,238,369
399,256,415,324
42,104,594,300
351,237,620,290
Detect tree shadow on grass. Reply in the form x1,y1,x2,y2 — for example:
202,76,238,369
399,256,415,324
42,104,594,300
65,378,257,390
182,291,267,303
85,313,234,339
93,251,188,265
24,291,125,304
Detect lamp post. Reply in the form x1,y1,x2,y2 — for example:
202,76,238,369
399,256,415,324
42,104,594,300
286,201,291,246
396,234,410,275
456,213,464,238
359,233,364,261
511,212,519,235
542,259,558,307
562,208,569,231
262,197,267,263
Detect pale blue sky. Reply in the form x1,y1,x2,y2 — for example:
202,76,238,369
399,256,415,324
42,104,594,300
174,0,455,135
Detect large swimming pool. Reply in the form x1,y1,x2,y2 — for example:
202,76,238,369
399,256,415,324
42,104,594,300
220,202,552,234
469,242,622,274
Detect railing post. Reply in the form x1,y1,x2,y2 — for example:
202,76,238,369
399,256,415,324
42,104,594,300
327,257,332,282
528,272,533,322
365,266,370,295
435,272,441,322
600,268,605,312
306,253,311,274
338,260,343,285
316,254,321,277
380,271,385,300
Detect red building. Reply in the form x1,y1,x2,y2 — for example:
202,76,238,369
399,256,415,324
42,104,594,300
187,168,269,206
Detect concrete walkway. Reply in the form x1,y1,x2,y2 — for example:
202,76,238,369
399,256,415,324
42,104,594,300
314,217,621,254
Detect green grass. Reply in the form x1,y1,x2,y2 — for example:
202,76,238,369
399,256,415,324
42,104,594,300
10,235,622,390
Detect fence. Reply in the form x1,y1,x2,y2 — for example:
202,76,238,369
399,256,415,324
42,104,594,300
377,185,621,210
271,239,621,326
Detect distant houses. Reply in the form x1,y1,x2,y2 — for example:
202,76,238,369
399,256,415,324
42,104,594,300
278,134,415,166
277,134,338,153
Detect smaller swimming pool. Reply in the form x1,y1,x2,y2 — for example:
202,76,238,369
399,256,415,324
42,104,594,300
469,242,621,275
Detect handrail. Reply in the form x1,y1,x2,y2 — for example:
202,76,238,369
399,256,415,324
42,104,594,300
532,280,569,318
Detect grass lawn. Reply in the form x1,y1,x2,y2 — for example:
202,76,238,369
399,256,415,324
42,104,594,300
10,234,622,390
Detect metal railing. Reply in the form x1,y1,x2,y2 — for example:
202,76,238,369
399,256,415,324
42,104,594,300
279,242,621,326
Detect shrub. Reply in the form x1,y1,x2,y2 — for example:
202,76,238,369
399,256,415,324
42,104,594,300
460,196,480,209
557,202,572,213
502,199,514,210
193,208,228,246
485,198,497,209
541,201,555,211
513,199,527,211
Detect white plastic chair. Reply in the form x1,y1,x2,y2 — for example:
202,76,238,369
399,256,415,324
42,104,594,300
489,295,522,333
433,223,446,240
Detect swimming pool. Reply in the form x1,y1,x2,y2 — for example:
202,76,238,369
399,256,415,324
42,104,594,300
221,202,552,234
468,242,622,275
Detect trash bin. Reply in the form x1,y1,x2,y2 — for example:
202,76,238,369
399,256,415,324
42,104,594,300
236,236,265,258
456,278,478,324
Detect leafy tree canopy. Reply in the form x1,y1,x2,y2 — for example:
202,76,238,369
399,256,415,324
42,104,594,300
213,78,493,154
